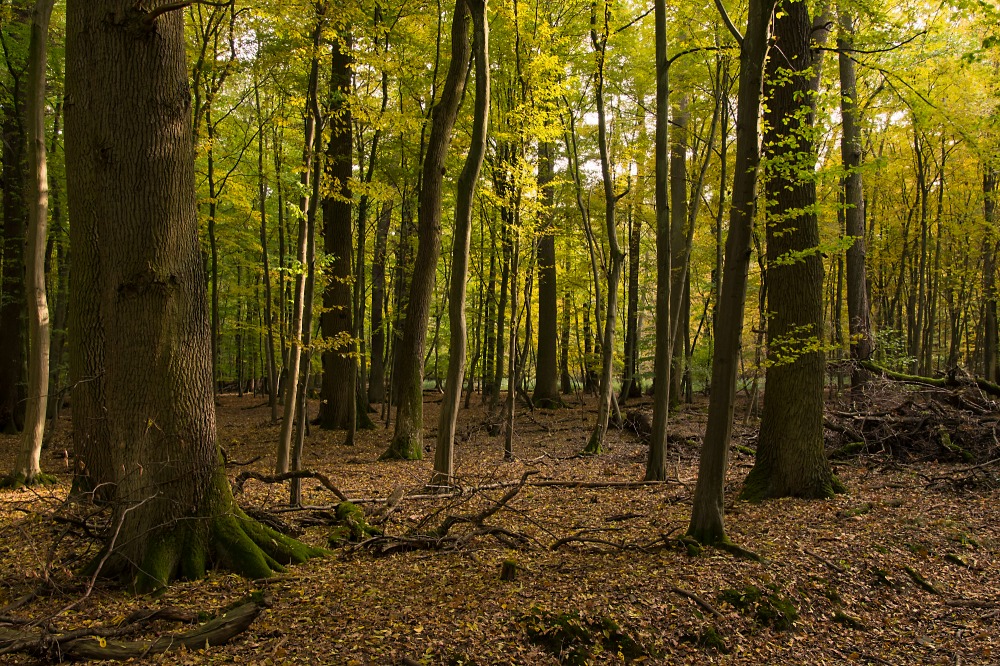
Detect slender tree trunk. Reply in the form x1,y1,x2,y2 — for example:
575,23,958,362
669,96,689,410
8,0,54,486
276,12,323,473
688,0,775,543
838,11,873,387
982,167,999,380
383,0,472,459
646,0,671,480
433,0,489,486
368,203,392,404
254,75,279,423
583,2,625,456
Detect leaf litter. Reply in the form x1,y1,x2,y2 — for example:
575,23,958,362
0,383,997,664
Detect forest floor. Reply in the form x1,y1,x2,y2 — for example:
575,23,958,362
1,380,998,665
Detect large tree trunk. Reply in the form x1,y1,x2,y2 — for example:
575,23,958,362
319,27,356,431
687,0,775,544
741,0,838,501
65,0,321,591
533,140,562,407
433,0,489,487
383,0,472,459
7,0,54,487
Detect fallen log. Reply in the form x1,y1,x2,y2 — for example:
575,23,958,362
859,361,1000,398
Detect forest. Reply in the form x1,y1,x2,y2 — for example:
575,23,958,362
0,0,999,662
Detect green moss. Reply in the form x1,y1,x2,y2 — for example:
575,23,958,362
839,503,871,518
379,433,423,460
581,430,604,456
830,441,867,459
519,606,648,664
328,502,381,546
734,444,756,456
683,625,729,653
832,610,866,630
0,471,58,490
719,585,798,630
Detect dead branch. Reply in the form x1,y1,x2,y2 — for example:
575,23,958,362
669,586,723,618
233,470,348,501
801,548,847,574
0,595,264,661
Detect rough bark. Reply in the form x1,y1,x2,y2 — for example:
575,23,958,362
383,0,471,459
319,26,356,431
741,0,838,502
688,0,775,543
533,140,562,407
64,0,322,588
433,0,489,487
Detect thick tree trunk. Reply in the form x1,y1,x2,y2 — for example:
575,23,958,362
65,0,322,590
319,28,356,431
433,0,489,487
382,0,472,459
688,0,775,544
7,0,54,487
533,140,562,407
741,0,838,502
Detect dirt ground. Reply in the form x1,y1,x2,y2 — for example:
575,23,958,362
1,384,998,664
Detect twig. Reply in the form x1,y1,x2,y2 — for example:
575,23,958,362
233,470,348,502
802,548,847,574
669,586,723,618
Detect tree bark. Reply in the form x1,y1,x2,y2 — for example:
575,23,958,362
65,0,322,590
382,0,472,459
688,0,775,543
741,0,838,501
533,140,562,407
319,26,356,431
433,0,489,487
8,0,54,487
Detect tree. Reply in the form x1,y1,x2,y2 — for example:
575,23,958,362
687,0,775,544
433,0,489,487
838,10,874,386
740,0,839,501
5,0,54,487
64,0,321,590
382,0,471,460
532,139,562,408
319,23,356,431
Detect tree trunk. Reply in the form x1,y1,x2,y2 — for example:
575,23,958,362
645,0,671,481
741,0,838,502
7,0,54,487
368,202,392,403
533,140,562,407
669,96,689,410
254,74,279,423
433,0,489,487
319,27,356,431
65,0,322,591
982,167,999,381
382,0,472,459
688,0,775,544
838,11,873,387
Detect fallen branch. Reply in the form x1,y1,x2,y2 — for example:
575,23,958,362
903,565,942,595
233,470,348,502
669,586,722,618
859,361,1000,398
801,548,847,574
0,596,265,661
